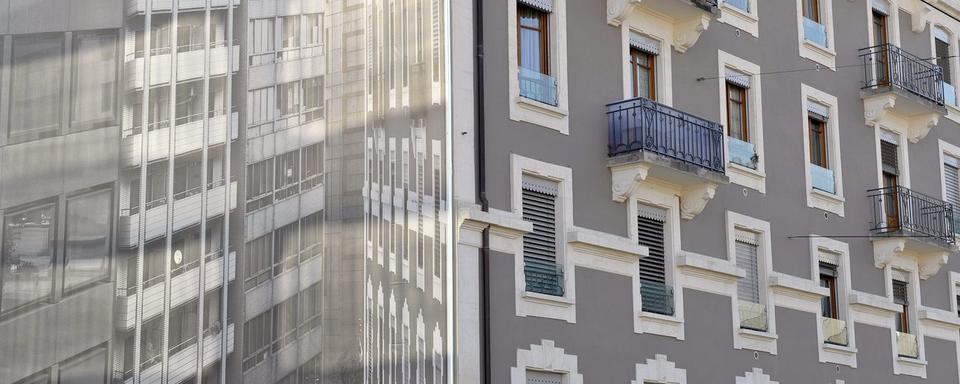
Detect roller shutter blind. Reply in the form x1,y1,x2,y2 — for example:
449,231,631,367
881,140,899,175
521,180,558,265
893,280,909,305
735,231,761,303
637,215,666,283
944,156,960,209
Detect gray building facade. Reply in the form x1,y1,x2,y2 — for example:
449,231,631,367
455,0,960,383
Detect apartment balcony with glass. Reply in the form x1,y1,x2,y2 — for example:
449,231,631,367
822,317,848,346
868,185,958,279
897,331,919,358
116,322,235,384
738,300,767,331
117,179,238,248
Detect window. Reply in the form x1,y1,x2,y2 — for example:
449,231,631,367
274,222,300,275
203,289,222,334
71,30,118,132
809,117,828,169
278,81,301,117
637,205,671,316
881,135,901,228
872,9,890,85
1,203,56,313
808,101,833,194
209,10,228,47
303,76,324,122
517,4,554,106
521,176,562,297
169,300,199,354
305,14,322,47
893,279,909,333
300,211,323,259
248,87,275,128
138,240,166,289
273,296,298,351
944,154,960,232
302,143,324,190
208,76,227,117
736,230,765,331
727,82,748,142
171,226,201,275
275,150,301,201
243,234,271,290
173,157,203,199
9,34,63,143
797,0,834,67
176,80,204,125
299,282,322,330
802,0,820,22
282,15,300,50
141,316,163,368
243,310,272,371
64,189,112,292
628,33,657,100
935,28,956,106
820,262,839,319
249,18,276,65
58,346,108,384
246,158,274,211
177,13,205,52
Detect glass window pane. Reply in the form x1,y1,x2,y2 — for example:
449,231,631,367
64,189,112,291
10,34,63,142
58,346,108,384
2,204,57,313
71,31,118,132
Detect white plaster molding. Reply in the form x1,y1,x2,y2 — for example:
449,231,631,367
919,306,960,341
906,0,934,32
631,354,687,384
907,113,939,143
863,93,941,144
918,251,950,280
717,0,759,38
677,251,744,296
511,340,584,384
769,272,830,313
673,14,712,53
872,238,951,280
679,182,717,220
863,94,897,127
872,237,906,270
607,0,640,26
736,368,778,384
567,227,648,263
610,163,651,203
849,290,901,328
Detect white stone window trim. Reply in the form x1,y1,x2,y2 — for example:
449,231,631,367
938,139,960,235
873,128,911,189
718,0,759,38
736,368,779,384
810,236,858,368
511,340,584,384
795,0,837,69
866,0,902,47
718,50,765,193
618,22,673,105
507,0,570,134
726,211,777,354
511,154,577,323
949,271,960,318
800,84,845,217
932,24,960,111
629,181,686,340
883,262,928,378
631,354,687,384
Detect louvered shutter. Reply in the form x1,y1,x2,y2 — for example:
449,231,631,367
881,139,899,175
945,157,960,207
637,214,666,284
956,294,960,317
893,280,909,305
735,231,761,304
527,371,562,384
522,186,557,265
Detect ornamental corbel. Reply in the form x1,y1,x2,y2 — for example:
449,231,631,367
907,113,939,144
673,15,711,53
918,251,950,280
872,238,906,270
679,182,717,220
863,94,895,127
610,163,650,203
607,0,641,26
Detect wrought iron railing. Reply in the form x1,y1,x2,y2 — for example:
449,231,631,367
868,185,956,245
739,301,768,331
897,331,919,358
691,0,719,12
860,43,945,106
524,260,564,297
822,317,848,346
608,97,725,174
640,279,674,316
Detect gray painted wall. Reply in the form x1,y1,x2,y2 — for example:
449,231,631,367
482,0,960,381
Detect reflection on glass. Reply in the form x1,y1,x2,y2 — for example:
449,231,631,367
2,204,56,313
64,190,112,291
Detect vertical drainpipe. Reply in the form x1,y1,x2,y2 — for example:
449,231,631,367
472,0,489,383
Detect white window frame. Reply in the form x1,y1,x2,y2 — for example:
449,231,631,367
949,271,960,317
507,0,570,134
796,0,837,68
511,154,576,323
718,0,759,38
619,26,672,105
939,140,960,221
510,340,583,384
628,181,684,339
726,211,777,354
874,128,910,188
932,25,960,109
631,354,687,384
810,236,857,367
718,50,765,193
866,0,901,47
801,84,845,216
736,368,779,384
884,264,928,378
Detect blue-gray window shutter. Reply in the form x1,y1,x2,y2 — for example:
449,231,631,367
735,231,761,303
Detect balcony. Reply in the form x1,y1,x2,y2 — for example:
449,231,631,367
868,185,957,279
738,301,768,331
897,331,919,358
607,0,718,52
117,323,235,384
116,250,236,329
822,317,848,346
523,260,564,297
118,180,238,248
607,97,727,219
125,0,173,15
860,44,947,143
124,44,240,91
639,280,674,316
121,111,239,168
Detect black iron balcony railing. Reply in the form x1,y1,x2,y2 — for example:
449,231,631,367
524,260,564,297
868,185,956,245
690,0,719,12
607,97,725,174
859,43,945,106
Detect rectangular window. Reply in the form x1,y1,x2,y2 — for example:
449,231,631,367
630,48,655,100
274,150,301,201
305,14,322,47
881,137,901,228
637,205,672,316
808,116,828,168
727,83,749,141
59,346,108,384
303,76,324,122
872,10,890,85
819,262,839,318
71,30,118,132
893,279,910,333
203,288,222,334
2,203,57,313
736,230,766,331
518,5,549,75
300,210,323,260
937,35,952,85
243,310,272,371
246,158,275,211
944,155,960,232
141,316,163,368
249,18,276,65
302,143,324,190
173,157,203,199
175,80,204,125
64,189,112,292
248,87,275,127
278,81,301,117
244,234,272,290
281,16,300,50
521,176,563,296
177,13,206,52
9,34,63,143
299,282,322,329
168,300,199,354
272,296,298,351
803,0,821,22
209,10,228,47
273,221,300,275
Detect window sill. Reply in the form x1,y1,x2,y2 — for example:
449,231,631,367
522,291,574,307
728,162,766,193
820,341,858,368
637,310,685,340
735,326,779,355
809,188,845,217
823,342,856,354
800,39,836,69
516,96,569,119
718,3,759,37
511,93,571,135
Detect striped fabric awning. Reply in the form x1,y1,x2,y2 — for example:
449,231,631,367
807,101,830,121
518,0,553,12
629,31,660,55
725,68,751,88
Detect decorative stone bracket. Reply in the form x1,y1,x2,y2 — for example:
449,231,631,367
902,0,933,33
607,0,712,53
610,163,718,220
863,94,940,143
872,238,950,279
